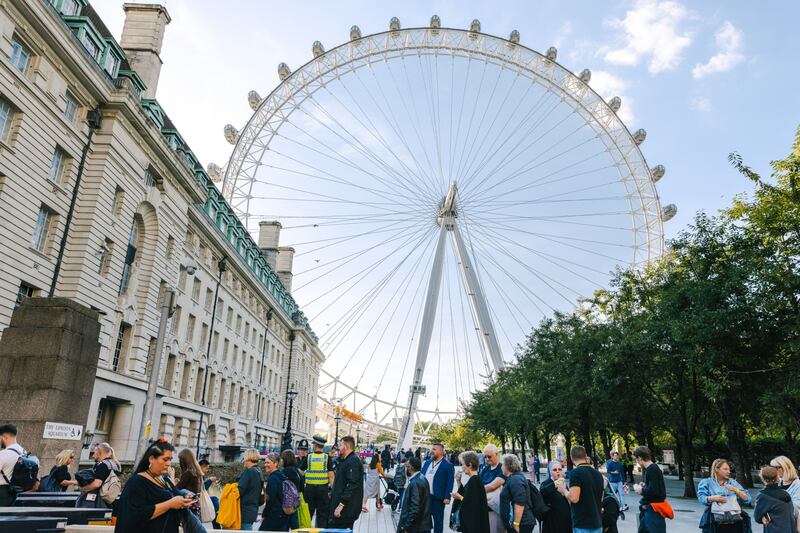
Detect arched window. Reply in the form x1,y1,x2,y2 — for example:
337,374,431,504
118,216,142,295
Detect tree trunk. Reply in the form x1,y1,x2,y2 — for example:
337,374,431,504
646,430,656,456
565,433,574,469
675,441,685,481
501,435,507,454
532,430,541,459
722,396,751,487
599,428,612,460
678,428,697,498
520,432,527,471
544,431,552,461
511,435,517,455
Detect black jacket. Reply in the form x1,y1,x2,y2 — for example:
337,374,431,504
755,486,796,533
329,451,364,523
601,494,620,533
397,473,433,533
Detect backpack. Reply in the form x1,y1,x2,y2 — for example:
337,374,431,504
99,460,121,504
1,448,39,492
527,479,550,521
281,478,300,515
38,466,60,492
217,483,241,530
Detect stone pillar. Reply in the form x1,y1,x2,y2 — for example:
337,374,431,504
0,298,101,472
108,402,135,462
120,4,172,99
258,221,281,270
276,247,295,292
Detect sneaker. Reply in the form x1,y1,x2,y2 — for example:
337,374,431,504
622,505,629,511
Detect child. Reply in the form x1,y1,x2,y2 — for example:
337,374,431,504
755,466,796,533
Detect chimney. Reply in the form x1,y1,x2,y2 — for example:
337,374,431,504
276,247,295,292
120,4,171,99
258,221,282,270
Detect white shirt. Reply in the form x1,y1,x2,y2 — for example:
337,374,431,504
425,459,442,492
0,443,25,486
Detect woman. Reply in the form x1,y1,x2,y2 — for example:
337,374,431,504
451,451,490,533
697,459,753,533
499,454,536,533
51,449,78,491
260,452,289,531
539,460,572,533
78,442,121,508
281,449,304,529
770,456,800,513
238,449,263,531
114,440,195,533
362,453,384,512
176,448,203,517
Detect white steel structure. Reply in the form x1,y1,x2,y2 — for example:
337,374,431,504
221,17,675,443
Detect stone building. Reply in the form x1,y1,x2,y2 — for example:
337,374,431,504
0,0,323,462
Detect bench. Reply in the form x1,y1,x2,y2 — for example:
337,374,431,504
15,492,80,507
0,515,68,532
0,506,112,525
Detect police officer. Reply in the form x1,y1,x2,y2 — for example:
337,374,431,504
300,435,335,528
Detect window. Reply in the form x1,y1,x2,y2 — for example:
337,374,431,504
58,0,80,16
48,147,69,183
178,266,188,291
118,220,139,295
199,323,209,350
111,187,124,216
170,306,181,334
9,34,30,73
112,323,130,372
192,278,201,302
98,238,114,275
205,288,213,311
143,167,157,187
79,32,99,60
236,315,242,335
31,205,55,252
226,308,233,328
15,282,37,308
186,314,196,343
0,97,16,143
63,91,78,122
103,52,119,77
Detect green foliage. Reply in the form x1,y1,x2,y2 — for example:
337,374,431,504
463,126,800,495
426,418,495,451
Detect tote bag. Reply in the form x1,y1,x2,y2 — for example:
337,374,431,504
198,486,216,523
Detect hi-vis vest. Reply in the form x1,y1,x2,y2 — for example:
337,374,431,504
305,452,330,485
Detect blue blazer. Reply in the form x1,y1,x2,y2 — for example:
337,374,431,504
421,458,455,501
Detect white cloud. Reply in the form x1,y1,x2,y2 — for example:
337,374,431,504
690,96,712,112
692,21,745,79
603,0,693,74
589,71,636,125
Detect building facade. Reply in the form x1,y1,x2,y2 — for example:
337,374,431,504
0,0,323,462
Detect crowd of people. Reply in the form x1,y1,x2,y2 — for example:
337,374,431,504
3,421,800,533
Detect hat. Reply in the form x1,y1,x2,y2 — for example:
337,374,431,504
297,439,309,451
312,435,327,446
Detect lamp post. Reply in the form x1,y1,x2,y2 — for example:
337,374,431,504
254,309,273,449
355,425,361,449
334,411,342,447
134,286,176,460
281,385,298,450
195,256,228,457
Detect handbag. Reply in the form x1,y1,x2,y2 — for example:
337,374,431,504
711,494,742,523
198,486,216,523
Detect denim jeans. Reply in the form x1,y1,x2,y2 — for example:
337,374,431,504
574,528,602,533
240,522,254,530
611,480,626,507
638,510,666,533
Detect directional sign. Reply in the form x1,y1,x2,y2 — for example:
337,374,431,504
42,422,83,440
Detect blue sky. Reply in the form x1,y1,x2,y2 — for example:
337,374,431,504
95,0,800,236
93,1,800,416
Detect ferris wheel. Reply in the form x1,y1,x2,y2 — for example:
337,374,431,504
219,16,675,447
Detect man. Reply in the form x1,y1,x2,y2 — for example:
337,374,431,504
397,457,433,533
480,444,507,533
606,451,627,510
755,466,795,533
393,457,408,513
301,435,335,528
382,444,394,470
296,438,309,463
0,424,26,506
329,436,364,530
557,445,604,533
633,446,666,533
421,442,455,533
533,455,541,483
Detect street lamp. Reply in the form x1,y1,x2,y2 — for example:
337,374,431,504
334,410,342,447
281,385,299,450
195,256,228,456
355,425,361,449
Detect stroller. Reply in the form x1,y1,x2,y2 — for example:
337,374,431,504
381,476,401,512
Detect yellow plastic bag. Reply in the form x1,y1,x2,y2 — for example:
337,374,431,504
297,493,312,528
